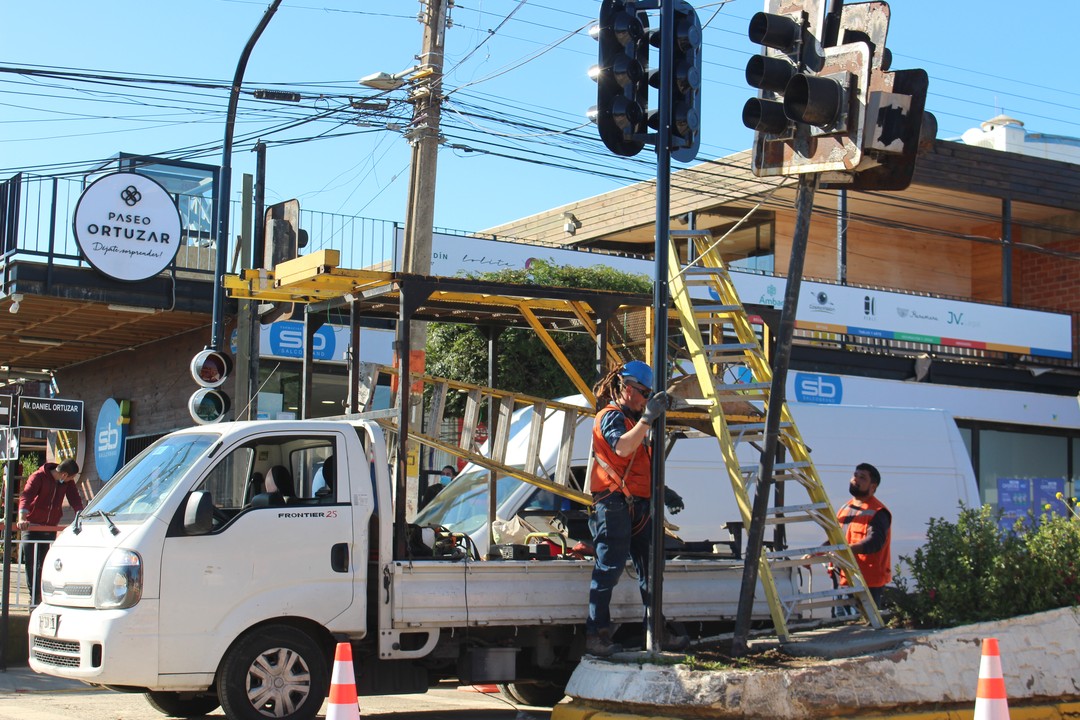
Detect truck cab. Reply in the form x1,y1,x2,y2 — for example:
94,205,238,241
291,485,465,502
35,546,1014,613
30,420,380,720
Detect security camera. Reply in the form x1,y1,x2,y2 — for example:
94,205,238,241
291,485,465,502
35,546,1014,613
8,294,22,314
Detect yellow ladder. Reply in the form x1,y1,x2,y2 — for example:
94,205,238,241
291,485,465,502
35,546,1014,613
666,230,883,639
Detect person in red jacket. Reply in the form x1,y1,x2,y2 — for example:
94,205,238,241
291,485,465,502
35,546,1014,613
16,458,83,604
836,462,892,606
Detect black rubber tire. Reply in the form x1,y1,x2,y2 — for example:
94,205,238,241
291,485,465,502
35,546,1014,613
216,625,329,720
500,681,566,707
143,690,221,717
496,683,528,704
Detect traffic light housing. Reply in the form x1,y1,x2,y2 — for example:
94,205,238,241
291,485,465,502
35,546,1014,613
648,1,703,163
820,1,931,191
261,199,308,324
263,199,308,271
744,0,871,176
593,0,651,157
189,349,233,424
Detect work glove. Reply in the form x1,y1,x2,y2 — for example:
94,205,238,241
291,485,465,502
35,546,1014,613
639,390,669,425
664,487,684,515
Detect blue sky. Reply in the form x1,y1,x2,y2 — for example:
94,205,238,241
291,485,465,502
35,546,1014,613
2,1,1078,236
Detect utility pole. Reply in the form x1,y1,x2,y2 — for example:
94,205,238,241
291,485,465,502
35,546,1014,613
400,0,448,520
403,0,447,276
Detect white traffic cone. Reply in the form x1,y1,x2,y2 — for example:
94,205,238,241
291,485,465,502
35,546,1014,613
327,642,360,720
974,637,1010,720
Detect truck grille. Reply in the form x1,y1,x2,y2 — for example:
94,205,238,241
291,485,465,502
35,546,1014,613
32,637,81,668
43,581,94,597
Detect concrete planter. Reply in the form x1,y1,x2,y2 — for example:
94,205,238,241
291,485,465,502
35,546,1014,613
561,607,1080,719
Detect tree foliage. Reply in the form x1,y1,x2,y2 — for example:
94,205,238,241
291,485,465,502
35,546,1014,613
425,259,651,415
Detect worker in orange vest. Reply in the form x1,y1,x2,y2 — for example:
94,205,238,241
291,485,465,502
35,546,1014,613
836,462,892,606
585,361,685,656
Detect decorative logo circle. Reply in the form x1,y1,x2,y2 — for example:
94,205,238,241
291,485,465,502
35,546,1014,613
120,185,142,206
72,172,182,282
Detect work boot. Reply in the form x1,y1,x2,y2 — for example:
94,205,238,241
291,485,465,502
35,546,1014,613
585,629,623,657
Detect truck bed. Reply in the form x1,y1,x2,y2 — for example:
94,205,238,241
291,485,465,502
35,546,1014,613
388,557,787,628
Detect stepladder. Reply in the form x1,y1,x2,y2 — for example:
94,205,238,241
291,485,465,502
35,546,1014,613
665,229,883,638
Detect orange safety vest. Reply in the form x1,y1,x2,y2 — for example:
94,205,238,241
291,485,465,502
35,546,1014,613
590,404,652,499
836,496,892,587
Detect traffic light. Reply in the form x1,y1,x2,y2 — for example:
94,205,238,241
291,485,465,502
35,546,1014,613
820,1,931,191
261,199,308,324
592,0,651,157
648,1,703,163
263,199,308,271
188,349,233,424
743,0,871,176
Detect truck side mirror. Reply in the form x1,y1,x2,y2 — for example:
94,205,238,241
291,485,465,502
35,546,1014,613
184,491,214,535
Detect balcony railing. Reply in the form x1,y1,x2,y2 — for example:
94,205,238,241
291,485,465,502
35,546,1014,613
0,172,400,279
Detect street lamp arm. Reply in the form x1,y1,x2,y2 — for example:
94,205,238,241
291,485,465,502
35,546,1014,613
211,0,283,352
358,65,434,91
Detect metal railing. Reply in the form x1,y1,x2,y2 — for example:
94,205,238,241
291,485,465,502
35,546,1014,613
0,172,401,278
1,530,57,612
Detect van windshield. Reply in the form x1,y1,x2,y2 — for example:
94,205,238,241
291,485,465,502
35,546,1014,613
414,467,524,535
82,433,217,522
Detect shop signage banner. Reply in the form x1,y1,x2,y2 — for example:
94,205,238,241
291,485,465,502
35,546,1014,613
0,394,11,426
72,171,182,282
420,231,1072,360
18,396,84,432
94,398,130,481
0,427,17,461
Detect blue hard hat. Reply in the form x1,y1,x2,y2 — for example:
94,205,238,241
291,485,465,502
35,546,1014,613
620,360,653,388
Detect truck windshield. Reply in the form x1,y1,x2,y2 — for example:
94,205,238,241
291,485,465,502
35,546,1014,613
82,433,218,522
413,467,524,535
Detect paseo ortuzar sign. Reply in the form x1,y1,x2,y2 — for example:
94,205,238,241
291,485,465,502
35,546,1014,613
72,171,182,282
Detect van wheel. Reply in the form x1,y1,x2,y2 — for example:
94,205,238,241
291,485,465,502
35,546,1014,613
217,625,328,720
499,681,566,707
144,690,220,717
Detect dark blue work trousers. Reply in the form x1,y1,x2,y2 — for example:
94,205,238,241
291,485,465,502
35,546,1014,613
586,493,652,635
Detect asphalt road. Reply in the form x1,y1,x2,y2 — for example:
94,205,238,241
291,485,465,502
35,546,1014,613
0,678,555,720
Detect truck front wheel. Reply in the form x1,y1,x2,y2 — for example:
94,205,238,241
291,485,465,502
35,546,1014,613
217,625,329,720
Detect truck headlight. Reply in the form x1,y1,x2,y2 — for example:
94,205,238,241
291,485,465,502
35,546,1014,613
95,549,143,609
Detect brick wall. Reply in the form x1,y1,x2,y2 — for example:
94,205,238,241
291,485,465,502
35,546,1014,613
54,325,225,489
1015,233,1080,358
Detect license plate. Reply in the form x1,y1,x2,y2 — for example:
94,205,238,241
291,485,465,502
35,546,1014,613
38,613,59,638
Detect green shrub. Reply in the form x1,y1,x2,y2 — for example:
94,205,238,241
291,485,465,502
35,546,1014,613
892,504,1080,628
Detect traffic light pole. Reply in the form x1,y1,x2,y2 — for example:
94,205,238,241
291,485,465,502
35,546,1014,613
646,0,675,657
210,0,282,352
731,172,817,656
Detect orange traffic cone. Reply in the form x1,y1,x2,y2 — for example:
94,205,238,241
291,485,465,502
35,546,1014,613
327,642,360,720
974,638,1010,720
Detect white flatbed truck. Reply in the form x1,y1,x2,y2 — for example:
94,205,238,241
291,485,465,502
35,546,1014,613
28,417,785,720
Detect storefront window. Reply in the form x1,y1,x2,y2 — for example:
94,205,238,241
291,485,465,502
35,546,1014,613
977,430,1067,509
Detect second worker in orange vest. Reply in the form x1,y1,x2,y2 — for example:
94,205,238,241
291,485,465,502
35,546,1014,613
835,462,892,606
